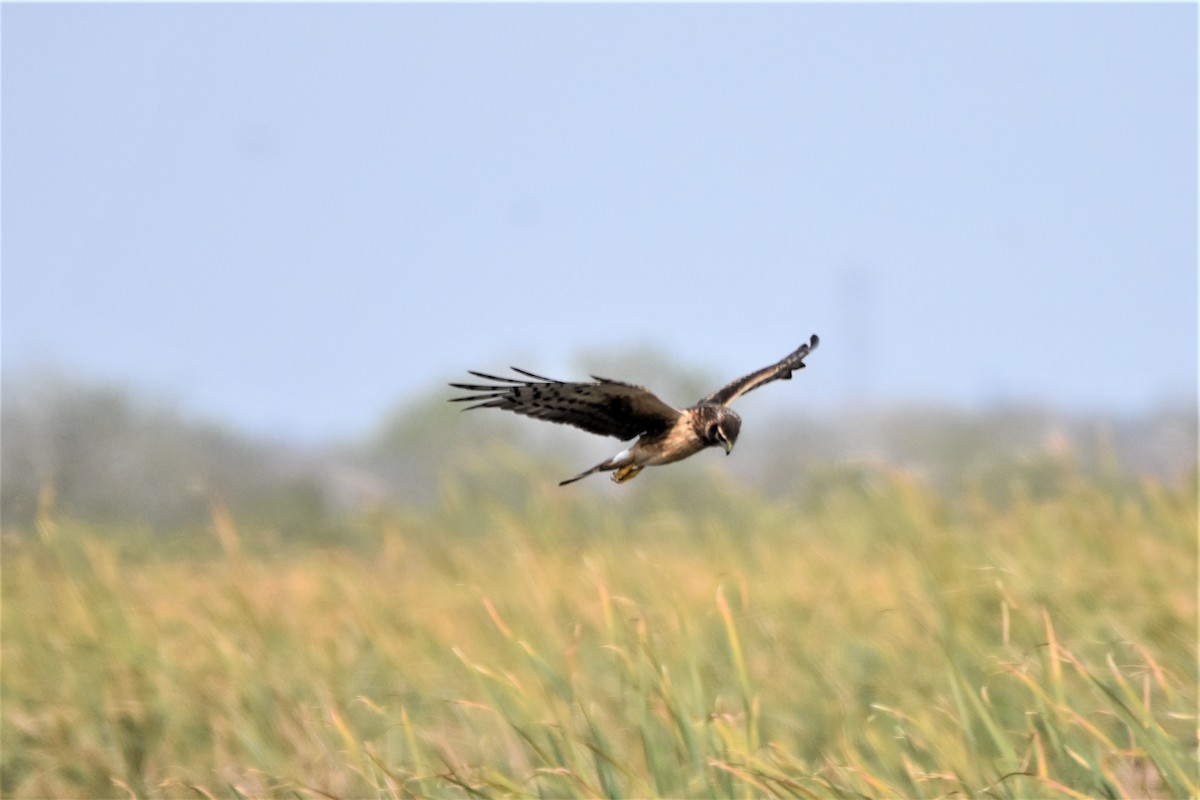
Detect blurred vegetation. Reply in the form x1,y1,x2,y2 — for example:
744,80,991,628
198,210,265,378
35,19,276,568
1,448,1195,798
2,368,1195,531
1,373,327,533
1,364,1195,796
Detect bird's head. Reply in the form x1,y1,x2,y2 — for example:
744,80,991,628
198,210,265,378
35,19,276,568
701,406,742,455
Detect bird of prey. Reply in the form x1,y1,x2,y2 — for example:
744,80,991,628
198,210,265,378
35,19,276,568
449,335,820,486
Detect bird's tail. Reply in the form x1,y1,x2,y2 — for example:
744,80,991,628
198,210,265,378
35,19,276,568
560,448,639,486
560,461,646,486
559,461,606,486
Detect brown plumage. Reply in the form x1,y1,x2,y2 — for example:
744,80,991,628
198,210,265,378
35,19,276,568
449,334,819,485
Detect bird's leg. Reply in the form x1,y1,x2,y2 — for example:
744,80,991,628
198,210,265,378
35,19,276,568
611,464,643,483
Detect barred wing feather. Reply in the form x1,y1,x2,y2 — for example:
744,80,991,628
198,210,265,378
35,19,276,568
450,369,682,441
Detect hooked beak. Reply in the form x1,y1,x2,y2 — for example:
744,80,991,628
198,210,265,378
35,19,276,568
723,439,734,455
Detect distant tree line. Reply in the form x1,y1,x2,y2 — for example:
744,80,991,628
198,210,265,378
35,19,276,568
1,374,324,531
2,369,1195,533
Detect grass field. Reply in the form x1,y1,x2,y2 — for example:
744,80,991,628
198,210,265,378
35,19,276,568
2,453,1196,798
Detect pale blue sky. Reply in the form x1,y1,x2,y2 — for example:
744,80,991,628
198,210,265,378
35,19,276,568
3,3,1196,441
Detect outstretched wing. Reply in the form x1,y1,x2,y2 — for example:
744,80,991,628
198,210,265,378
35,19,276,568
699,334,820,407
449,368,682,441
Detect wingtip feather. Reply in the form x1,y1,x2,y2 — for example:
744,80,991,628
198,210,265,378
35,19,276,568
467,370,526,384
509,366,559,382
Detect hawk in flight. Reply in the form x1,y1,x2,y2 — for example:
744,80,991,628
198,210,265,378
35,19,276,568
450,335,819,485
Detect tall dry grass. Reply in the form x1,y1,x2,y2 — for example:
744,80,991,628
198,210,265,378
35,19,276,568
2,455,1196,798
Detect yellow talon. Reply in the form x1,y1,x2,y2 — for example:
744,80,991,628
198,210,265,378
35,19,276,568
612,465,643,483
